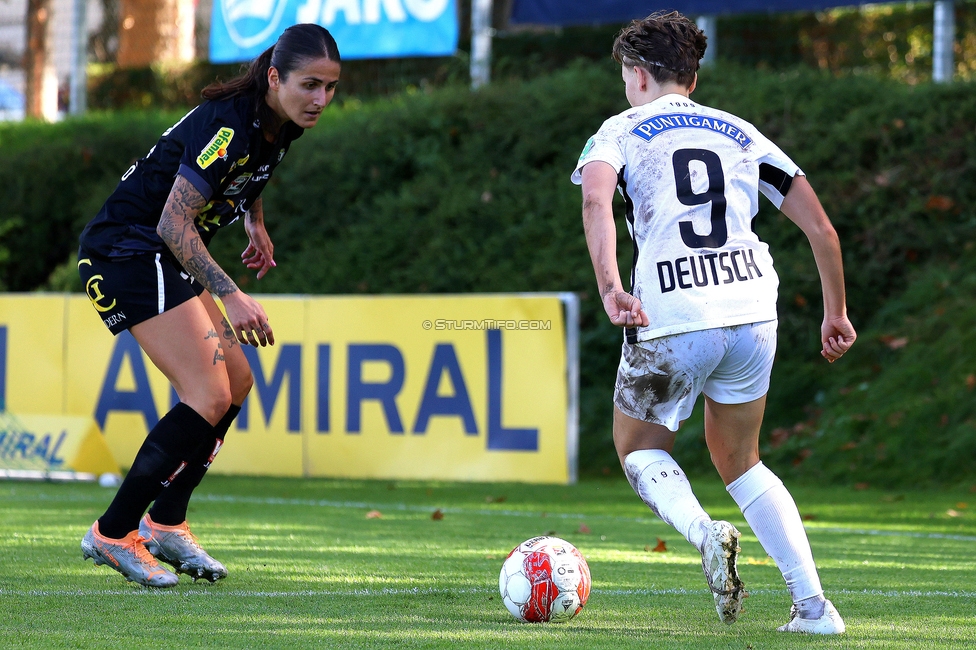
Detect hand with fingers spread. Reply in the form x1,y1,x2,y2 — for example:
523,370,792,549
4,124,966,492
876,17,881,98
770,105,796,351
243,202,276,280
241,243,275,279
821,315,856,363
603,290,650,328
220,291,274,347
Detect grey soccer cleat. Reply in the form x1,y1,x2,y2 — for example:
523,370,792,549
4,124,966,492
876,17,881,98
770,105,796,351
777,599,846,634
81,521,179,588
139,514,228,582
701,520,746,624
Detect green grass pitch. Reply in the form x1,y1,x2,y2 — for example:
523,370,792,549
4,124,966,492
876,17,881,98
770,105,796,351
1,475,974,649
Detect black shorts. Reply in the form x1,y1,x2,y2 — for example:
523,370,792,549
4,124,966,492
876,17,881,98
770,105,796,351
77,249,206,335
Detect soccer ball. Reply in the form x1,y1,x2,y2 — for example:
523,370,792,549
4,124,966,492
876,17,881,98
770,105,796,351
498,536,591,623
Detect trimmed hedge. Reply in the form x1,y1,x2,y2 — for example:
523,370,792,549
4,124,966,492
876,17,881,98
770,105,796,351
2,61,975,485
0,113,187,292
762,253,976,488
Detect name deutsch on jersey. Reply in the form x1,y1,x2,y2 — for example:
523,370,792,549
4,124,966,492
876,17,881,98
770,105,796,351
657,248,763,293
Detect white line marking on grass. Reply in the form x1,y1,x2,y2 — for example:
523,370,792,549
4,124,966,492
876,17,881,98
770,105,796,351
194,494,976,543
4,587,976,599
812,527,976,542
598,588,976,599
10,491,976,543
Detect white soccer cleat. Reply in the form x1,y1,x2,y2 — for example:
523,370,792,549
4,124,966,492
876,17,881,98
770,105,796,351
777,599,846,634
701,520,745,624
139,514,228,582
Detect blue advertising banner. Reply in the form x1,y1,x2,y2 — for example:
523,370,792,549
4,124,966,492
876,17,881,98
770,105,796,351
211,0,458,63
510,1,868,26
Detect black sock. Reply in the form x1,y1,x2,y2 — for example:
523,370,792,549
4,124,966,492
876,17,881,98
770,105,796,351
98,403,215,539
148,404,240,526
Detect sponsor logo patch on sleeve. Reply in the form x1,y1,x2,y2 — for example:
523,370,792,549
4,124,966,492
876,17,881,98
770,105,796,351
197,127,235,169
578,137,595,162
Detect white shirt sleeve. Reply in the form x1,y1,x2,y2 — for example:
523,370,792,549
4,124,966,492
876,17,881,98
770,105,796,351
571,116,627,185
753,129,804,208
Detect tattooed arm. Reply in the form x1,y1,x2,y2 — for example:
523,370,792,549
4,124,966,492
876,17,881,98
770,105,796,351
156,175,275,346
157,175,238,297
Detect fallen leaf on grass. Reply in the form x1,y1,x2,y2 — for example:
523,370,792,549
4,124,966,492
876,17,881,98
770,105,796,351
646,538,667,553
925,195,955,212
792,448,812,466
956,502,969,509
365,510,382,519
431,509,444,520
854,482,870,490
802,514,817,521
577,524,591,534
879,335,909,350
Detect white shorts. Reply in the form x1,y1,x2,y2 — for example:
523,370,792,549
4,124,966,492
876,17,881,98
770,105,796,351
613,320,777,431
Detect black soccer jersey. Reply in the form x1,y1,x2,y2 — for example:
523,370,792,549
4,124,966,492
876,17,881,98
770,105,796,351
79,95,303,261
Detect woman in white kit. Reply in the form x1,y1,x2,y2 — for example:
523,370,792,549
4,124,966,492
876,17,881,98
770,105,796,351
573,11,856,634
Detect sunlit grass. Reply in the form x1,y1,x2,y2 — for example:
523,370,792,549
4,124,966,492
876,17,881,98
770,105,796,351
1,476,974,649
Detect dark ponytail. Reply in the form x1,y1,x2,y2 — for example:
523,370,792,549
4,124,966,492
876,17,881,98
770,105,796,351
201,24,340,131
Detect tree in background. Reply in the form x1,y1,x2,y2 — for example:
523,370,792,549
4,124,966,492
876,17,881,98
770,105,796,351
117,0,195,68
23,0,52,119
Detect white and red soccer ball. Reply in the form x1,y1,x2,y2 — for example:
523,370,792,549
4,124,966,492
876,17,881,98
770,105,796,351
498,536,591,623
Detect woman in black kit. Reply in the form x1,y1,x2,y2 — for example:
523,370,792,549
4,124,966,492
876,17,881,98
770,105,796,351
78,24,340,587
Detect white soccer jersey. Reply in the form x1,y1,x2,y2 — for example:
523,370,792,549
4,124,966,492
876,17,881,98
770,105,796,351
572,93,802,341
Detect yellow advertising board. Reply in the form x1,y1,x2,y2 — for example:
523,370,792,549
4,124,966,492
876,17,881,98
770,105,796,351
0,412,120,476
0,293,578,483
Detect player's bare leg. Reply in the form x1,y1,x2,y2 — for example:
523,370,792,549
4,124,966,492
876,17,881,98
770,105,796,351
131,297,234,578
143,291,251,581
705,395,845,634
702,395,765,485
614,407,745,624
82,299,223,585
197,291,253,406
132,297,233,426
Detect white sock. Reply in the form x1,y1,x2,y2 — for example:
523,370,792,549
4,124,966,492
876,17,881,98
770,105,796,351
623,449,711,552
726,462,824,606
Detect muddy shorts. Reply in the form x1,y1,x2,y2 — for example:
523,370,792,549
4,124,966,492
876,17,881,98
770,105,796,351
78,250,205,335
614,320,778,431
